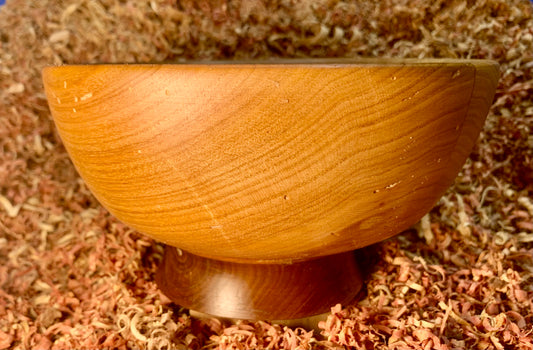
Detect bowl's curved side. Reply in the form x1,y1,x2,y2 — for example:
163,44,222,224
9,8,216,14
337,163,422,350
309,61,500,259
448,61,500,174
42,61,498,263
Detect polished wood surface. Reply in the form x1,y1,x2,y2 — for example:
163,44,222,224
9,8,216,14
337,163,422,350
156,246,362,320
42,59,499,263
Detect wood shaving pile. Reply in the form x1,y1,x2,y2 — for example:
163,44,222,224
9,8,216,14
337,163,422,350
0,0,532,349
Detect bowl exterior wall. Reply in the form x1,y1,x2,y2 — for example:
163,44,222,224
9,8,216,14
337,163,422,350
43,61,498,262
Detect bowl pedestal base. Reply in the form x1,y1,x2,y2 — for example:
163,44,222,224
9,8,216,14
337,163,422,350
156,246,363,320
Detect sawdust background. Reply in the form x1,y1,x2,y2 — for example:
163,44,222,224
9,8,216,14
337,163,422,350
0,0,533,349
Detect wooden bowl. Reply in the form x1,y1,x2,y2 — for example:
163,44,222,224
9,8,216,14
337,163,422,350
43,58,499,319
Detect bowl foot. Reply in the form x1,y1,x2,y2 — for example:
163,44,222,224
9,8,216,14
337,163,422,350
156,246,363,320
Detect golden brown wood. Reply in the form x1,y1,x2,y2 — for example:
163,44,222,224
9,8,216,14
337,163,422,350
156,246,362,320
42,59,499,263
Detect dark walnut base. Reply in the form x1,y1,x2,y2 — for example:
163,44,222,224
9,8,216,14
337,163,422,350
156,246,363,320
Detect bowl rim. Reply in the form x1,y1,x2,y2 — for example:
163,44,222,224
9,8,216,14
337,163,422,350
43,57,499,69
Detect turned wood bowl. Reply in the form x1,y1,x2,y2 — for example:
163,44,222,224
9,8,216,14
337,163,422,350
43,59,498,264
43,59,499,319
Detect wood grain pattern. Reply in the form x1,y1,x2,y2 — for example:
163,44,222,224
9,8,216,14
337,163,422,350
156,246,362,320
42,59,499,263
